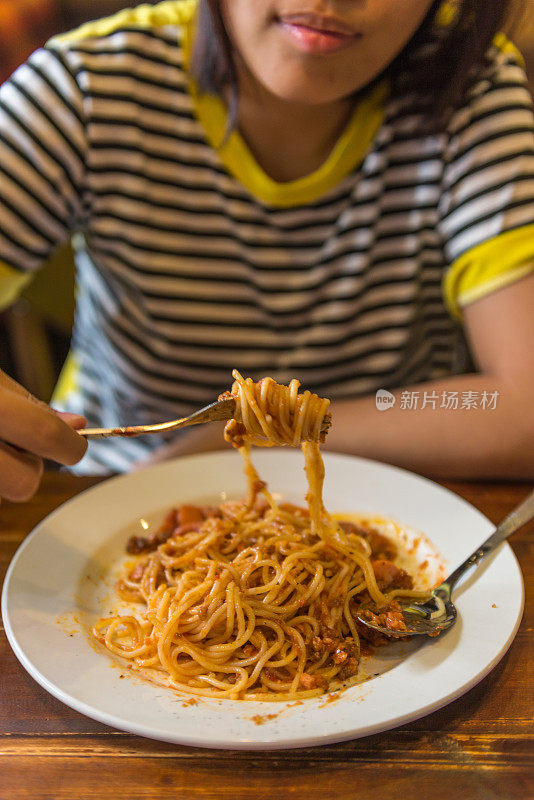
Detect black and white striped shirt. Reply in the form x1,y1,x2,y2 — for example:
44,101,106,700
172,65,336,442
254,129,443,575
1,0,533,473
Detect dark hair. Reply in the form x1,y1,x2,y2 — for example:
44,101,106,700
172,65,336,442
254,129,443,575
191,0,524,133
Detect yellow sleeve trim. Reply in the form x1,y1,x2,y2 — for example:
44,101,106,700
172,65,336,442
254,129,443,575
50,0,197,46
51,350,80,405
0,260,33,311
443,223,534,319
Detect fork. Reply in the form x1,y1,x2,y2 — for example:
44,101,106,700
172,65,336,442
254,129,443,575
78,397,332,440
78,398,237,439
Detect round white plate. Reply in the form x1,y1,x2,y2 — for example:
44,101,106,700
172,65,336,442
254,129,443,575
1,451,524,750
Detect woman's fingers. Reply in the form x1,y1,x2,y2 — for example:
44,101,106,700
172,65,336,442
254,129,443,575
0,440,44,503
0,369,87,503
55,411,87,430
0,382,87,466
0,367,34,396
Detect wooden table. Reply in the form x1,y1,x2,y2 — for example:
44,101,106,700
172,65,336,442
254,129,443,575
1,472,532,800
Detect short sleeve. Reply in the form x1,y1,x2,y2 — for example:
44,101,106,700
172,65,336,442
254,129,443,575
0,45,87,308
438,45,534,318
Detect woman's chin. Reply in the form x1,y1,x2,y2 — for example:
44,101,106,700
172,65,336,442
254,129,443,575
252,73,359,108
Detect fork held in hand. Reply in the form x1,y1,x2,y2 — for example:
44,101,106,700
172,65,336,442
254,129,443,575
78,398,237,439
78,397,333,440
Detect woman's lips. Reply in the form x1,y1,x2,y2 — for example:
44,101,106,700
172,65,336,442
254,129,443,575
278,16,360,55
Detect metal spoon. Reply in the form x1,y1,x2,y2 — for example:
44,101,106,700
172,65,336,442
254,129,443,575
356,488,534,638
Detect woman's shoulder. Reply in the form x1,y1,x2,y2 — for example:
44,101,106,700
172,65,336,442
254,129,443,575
446,36,531,136
47,0,196,60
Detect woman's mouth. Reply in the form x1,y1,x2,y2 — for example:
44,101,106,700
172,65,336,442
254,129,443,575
277,13,361,55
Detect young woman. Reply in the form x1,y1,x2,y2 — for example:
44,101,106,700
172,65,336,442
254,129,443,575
0,0,533,501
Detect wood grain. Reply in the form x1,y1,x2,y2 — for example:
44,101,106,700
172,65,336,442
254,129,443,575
0,473,532,800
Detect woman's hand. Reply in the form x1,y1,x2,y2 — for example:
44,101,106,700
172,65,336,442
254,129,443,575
0,369,87,502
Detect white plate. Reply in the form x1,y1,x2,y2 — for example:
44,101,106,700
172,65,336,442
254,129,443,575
1,451,524,750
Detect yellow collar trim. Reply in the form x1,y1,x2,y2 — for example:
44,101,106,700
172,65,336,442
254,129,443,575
183,9,387,208
52,0,386,209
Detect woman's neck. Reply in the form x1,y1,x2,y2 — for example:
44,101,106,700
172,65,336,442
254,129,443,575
234,70,355,183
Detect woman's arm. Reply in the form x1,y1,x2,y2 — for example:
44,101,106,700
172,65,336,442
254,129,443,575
325,272,534,479
140,272,534,480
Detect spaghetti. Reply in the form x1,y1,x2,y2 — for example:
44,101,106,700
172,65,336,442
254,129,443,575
93,372,430,700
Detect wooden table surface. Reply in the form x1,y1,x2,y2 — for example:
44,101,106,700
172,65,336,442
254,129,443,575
0,472,532,800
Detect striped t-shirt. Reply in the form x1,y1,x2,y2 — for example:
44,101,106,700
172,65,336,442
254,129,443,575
1,0,534,473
